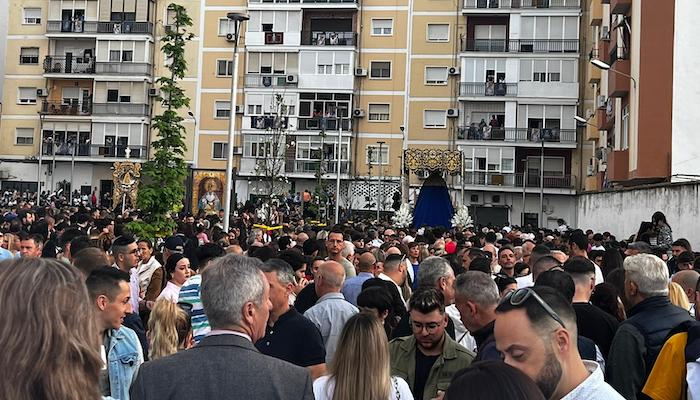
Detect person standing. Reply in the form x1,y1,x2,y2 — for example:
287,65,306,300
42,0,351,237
454,271,500,361
326,228,356,279
342,252,376,306
136,239,161,295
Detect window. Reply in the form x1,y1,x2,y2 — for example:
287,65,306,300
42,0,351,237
119,95,131,103
16,128,34,145
427,24,449,42
121,51,133,62
424,110,446,128
109,50,121,62
212,142,228,159
425,67,448,85
371,19,393,36
334,63,350,75
369,61,391,79
17,87,37,104
366,145,389,165
317,63,333,75
368,104,390,122
248,104,263,115
218,18,234,36
215,101,231,118
23,8,41,24
217,60,233,76
20,47,39,64
107,90,119,102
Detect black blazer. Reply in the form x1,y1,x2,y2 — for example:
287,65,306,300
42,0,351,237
130,333,314,400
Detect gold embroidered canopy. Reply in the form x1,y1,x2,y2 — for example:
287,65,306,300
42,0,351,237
404,149,462,174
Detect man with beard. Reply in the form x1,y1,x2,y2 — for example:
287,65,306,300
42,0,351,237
495,286,623,400
390,288,474,400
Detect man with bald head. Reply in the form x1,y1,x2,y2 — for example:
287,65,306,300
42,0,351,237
304,261,358,364
341,252,376,306
672,269,700,314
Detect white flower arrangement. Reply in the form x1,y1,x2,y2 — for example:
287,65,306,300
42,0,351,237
392,203,413,229
451,205,474,228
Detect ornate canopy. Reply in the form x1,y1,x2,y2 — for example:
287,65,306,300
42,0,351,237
404,148,462,174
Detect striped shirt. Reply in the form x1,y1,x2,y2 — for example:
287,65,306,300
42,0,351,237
178,275,210,344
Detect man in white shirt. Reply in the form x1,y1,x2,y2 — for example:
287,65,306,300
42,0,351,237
378,253,409,306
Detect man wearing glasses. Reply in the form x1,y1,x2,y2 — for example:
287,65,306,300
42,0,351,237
494,286,624,400
390,288,474,400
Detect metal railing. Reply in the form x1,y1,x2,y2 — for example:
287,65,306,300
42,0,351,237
300,31,357,46
463,0,579,8
609,46,629,65
461,38,579,53
249,116,290,130
92,103,149,116
96,21,154,34
460,82,518,97
46,20,98,33
244,74,296,88
95,62,152,75
249,0,357,3
43,55,95,74
42,143,147,159
461,171,574,188
41,100,92,116
457,127,576,143
286,160,351,174
297,117,352,131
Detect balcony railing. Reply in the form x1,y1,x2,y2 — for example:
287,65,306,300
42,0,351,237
249,0,357,3
461,171,575,188
300,31,357,46
460,82,518,97
46,20,98,33
96,21,153,34
41,143,147,159
608,46,629,65
244,74,296,88
41,100,92,116
297,117,352,131
463,0,579,8
43,55,95,74
249,116,290,130
285,160,351,174
461,38,579,53
92,103,149,116
457,127,576,143
95,62,152,75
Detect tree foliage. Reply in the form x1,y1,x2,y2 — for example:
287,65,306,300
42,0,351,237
128,4,193,239
253,93,290,198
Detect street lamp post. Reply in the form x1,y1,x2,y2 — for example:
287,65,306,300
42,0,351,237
37,114,44,206
376,141,385,222
223,12,249,232
334,117,343,224
590,59,638,87
539,136,544,228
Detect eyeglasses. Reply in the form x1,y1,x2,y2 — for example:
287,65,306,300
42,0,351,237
410,320,442,333
501,288,567,329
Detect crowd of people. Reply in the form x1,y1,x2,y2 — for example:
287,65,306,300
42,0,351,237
0,197,698,400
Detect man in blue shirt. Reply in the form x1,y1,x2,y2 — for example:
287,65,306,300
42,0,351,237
341,252,376,306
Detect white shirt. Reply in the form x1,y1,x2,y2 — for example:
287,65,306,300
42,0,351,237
378,273,408,306
446,304,477,352
313,375,413,400
157,281,181,303
516,273,534,289
561,361,624,400
136,256,162,293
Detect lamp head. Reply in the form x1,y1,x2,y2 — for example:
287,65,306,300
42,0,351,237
574,115,588,124
227,12,250,22
590,59,611,70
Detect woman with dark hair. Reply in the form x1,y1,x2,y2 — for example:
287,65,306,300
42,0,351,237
590,283,626,322
651,211,673,252
601,247,624,278
604,267,629,311
0,258,103,399
445,360,545,400
157,253,192,303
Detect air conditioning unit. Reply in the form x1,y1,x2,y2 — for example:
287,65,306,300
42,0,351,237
416,170,430,179
36,89,48,97
491,195,501,203
285,74,298,84
601,26,610,40
446,108,459,118
448,67,460,76
352,108,365,118
469,194,480,204
235,105,244,114
596,95,606,109
226,33,235,42
232,146,243,155
354,68,367,77
148,88,159,97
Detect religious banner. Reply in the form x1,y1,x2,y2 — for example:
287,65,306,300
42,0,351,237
192,170,226,215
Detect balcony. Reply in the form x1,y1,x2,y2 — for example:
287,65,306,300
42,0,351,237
92,103,149,116
285,160,350,174
607,149,629,182
460,82,517,97
610,0,631,14
300,31,357,46
457,127,576,144
46,20,98,34
96,21,153,34
608,48,631,97
248,0,357,3
95,62,152,76
587,48,601,84
589,0,603,25
461,171,575,189
42,143,147,159
244,74,297,88
249,116,290,130
597,107,614,131
519,0,580,7
463,0,579,9
585,113,599,140
41,100,92,116
461,38,579,53
43,56,95,75
297,117,351,131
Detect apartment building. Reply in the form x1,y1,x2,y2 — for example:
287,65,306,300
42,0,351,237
582,0,699,191
0,0,155,204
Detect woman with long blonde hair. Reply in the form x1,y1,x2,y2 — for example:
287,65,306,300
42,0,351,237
0,258,103,400
147,298,193,360
668,281,691,311
313,312,413,400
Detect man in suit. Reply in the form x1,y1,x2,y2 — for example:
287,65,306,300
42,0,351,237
130,254,314,400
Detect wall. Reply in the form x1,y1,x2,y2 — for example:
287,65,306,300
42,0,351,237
576,182,700,249
671,0,700,179
0,0,8,97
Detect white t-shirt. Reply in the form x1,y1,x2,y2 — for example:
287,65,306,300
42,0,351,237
313,375,414,400
157,281,181,303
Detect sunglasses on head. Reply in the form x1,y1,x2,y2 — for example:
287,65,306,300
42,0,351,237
501,287,567,329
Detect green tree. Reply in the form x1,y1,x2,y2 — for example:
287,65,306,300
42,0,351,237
128,4,194,239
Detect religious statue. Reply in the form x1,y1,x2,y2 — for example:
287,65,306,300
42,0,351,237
112,162,141,212
198,177,222,215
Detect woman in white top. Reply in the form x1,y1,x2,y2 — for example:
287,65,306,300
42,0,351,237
313,312,414,400
157,254,191,303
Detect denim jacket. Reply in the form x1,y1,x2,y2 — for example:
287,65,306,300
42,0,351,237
107,326,144,400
